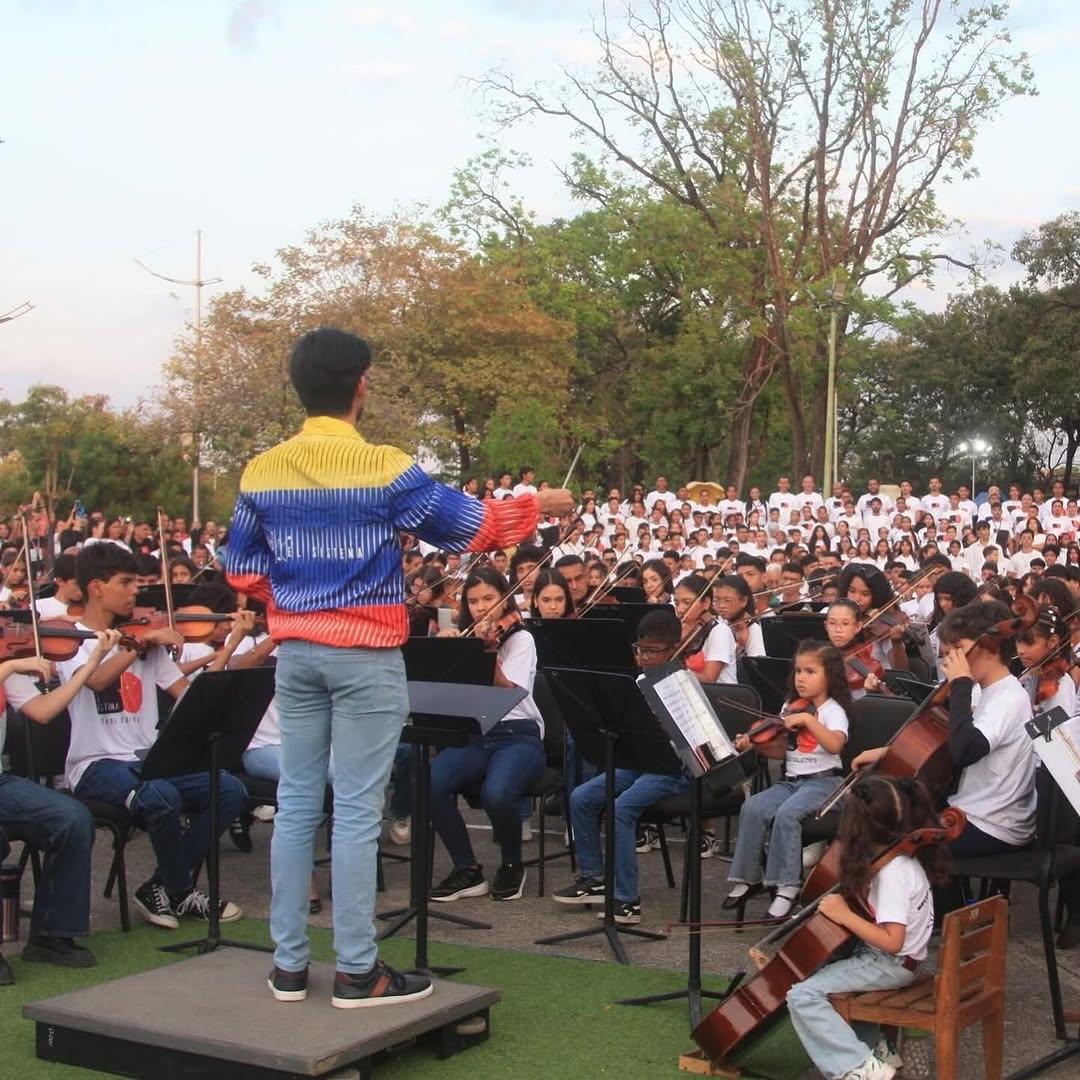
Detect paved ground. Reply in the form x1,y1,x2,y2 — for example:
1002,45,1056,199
11,806,1080,1078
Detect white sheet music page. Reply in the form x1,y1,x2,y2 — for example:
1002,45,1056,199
649,668,735,764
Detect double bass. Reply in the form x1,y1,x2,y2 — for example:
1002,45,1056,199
693,808,966,1066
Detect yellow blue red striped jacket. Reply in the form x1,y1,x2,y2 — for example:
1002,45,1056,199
224,416,538,648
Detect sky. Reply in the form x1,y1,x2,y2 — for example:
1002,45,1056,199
2,0,1079,409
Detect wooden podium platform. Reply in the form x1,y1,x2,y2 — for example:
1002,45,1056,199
24,949,500,1079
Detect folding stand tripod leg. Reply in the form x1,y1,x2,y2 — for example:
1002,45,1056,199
161,735,271,956
376,742,489,975
536,730,665,964
617,777,729,1025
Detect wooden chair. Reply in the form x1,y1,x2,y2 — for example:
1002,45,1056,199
828,894,1008,1080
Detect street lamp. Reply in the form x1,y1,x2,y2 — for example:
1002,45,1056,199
822,279,847,496
957,438,990,494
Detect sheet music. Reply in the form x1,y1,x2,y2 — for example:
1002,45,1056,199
1027,707,1080,818
645,667,736,770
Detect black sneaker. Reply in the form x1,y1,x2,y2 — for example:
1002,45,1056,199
700,829,718,860
133,879,179,930
491,863,526,901
332,960,433,1009
0,952,13,986
430,865,488,902
552,876,605,905
174,887,242,923
267,965,308,1002
597,899,642,924
229,817,254,853
21,936,96,969
636,826,660,853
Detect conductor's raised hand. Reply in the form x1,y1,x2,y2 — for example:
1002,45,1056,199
537,488,575,518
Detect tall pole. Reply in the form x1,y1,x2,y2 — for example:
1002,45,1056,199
823,307,838,497
971,450,976,496
135,232,221,525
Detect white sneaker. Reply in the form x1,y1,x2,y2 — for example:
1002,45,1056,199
874,1036,903,1070
252,804,276,823
388,817,411,846
521,819,533,843
843,1054,896,1080
802,839,828,871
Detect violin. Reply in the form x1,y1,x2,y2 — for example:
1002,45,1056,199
842,639,886,692
802,594,1038,904
693,808,967,1067
0,617,117,663
473,611,526,651
1034,655,1070,706
743,698,817,756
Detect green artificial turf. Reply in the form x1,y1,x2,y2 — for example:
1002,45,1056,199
2,921,809,1080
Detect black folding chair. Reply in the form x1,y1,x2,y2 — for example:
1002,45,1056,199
949,767,1080,1041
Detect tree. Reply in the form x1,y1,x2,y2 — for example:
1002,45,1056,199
478,0,1033,485
160,208,575,480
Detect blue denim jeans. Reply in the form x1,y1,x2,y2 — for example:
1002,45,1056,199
429,720,545,870
570,769,689,903
787,944,918,1077
241,745,281,781
0,773,94,937
75,759,246,898
272,640,407,975
727,775,841,889
388,743,413,820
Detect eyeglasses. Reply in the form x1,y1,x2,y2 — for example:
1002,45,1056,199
632,643,672,658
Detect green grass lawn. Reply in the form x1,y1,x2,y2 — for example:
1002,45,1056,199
3,921,807,1079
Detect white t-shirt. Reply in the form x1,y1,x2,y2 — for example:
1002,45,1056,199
57,632,184,791
717,499,745,522
230,634,281,751
857,492,895,516
700,620,737,683
785,696,848,776
0,673,42,774
868,854,934,962
920,494,949,518
768,492,797,517
497,629,544,736
795,491,824,514
34,595,70,619
947,674,1036,847
492,488,514,501
1025,670,1077,729
645,489,672,512
512,482,537,498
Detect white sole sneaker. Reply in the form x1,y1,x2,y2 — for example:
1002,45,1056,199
266,978,307,1002
133,897,179,930
430,881,489,902
332,983,434,1009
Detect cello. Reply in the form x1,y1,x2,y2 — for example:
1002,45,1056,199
692,807,966,1066
801,594,1037,904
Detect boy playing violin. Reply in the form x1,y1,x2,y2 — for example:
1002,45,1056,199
55,544,248,930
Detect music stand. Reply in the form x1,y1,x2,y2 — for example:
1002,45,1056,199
377,681,526,977
760,612,828,658
582,602,655,636
617,662,752,1025
534,667,676,964
139,668,276,956
529,618,636,673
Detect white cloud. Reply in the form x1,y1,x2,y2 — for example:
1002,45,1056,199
335,60,417,81
439,18,470,40
345,5,416,33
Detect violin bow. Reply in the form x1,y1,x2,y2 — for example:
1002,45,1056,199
561,444,585,489
16,512,43,661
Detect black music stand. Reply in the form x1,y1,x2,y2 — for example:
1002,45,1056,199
377,681,526,977
529,618,636,673
535,667,675,964
617,662,752,1025
139,668,276,956
581,602,655,635
760,612,828,658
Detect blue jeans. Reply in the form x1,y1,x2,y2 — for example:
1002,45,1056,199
787,944,918,1077
570,769,688,903
75,759,247,898
389,743,413,820
727,775,841,889
429,721,545,870
242,745,281,781
0,774,94,937
272,640,407,975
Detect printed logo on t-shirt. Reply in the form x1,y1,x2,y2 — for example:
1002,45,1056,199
93,672,144,722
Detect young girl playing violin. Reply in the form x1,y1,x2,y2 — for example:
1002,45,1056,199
673,574,737,684
428,566,545,903
725,641,853,919
824,599,883,701
711,574,765,659
1016,607,1076,721
786,776,947,1080
835,565,909,673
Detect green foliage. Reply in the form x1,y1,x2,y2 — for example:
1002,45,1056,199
0,386,191,519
